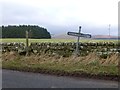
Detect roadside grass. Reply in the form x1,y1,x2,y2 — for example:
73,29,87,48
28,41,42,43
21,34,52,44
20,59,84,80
2,52,118,80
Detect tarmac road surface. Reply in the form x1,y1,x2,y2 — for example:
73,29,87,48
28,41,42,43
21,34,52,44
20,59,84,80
2,69,118,88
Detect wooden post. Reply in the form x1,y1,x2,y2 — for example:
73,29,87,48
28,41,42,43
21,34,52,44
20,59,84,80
26,30,29,55
75,26,81,56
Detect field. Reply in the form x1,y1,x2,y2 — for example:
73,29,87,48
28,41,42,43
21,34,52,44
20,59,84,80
1,38,118,43
1,38,119,80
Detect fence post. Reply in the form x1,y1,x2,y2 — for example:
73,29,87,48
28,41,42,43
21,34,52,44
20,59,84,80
26,30,29,55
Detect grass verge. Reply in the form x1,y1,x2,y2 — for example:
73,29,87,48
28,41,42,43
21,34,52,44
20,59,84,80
2,52,118,81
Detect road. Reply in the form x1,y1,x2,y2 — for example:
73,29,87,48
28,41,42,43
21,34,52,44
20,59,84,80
2,69,118,88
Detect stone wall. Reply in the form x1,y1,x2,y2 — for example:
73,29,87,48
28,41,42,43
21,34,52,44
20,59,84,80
1,42,25,54
1,42,120,58
30,42,120,58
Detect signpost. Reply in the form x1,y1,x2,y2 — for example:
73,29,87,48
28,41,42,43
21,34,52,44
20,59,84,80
67,32,91,38
67,26,91,56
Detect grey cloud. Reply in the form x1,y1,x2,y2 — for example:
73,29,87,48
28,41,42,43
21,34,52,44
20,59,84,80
2,2,46,24
2,0,118,36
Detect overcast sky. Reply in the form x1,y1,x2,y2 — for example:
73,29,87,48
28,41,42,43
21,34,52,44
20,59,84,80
1,0,119,35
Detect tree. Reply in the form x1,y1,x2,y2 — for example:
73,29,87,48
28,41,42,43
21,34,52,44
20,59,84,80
1,25,51,39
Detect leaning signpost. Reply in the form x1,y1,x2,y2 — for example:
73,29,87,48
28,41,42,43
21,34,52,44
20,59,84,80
67,26,92,56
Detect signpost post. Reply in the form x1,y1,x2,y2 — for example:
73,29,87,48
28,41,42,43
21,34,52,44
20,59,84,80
67,26,91,56
75,26,81,55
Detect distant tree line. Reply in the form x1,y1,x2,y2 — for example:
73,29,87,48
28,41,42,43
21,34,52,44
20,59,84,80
1,25,51,39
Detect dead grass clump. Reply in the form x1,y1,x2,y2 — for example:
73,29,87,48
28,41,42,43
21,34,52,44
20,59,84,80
81,53,99,65
102,53,118,66
2,51,18,61
85,52,98,61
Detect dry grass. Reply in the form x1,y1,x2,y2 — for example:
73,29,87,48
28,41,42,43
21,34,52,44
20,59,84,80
2,51,118,66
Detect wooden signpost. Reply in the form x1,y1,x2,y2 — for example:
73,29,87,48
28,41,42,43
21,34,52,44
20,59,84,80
67,26,91,56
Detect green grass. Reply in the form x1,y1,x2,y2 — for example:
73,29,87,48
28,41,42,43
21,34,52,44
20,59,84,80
1,38,75,43
2,60,118,76
1,38,118,43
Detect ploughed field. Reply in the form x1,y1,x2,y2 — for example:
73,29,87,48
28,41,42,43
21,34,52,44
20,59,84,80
1,38,119,80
